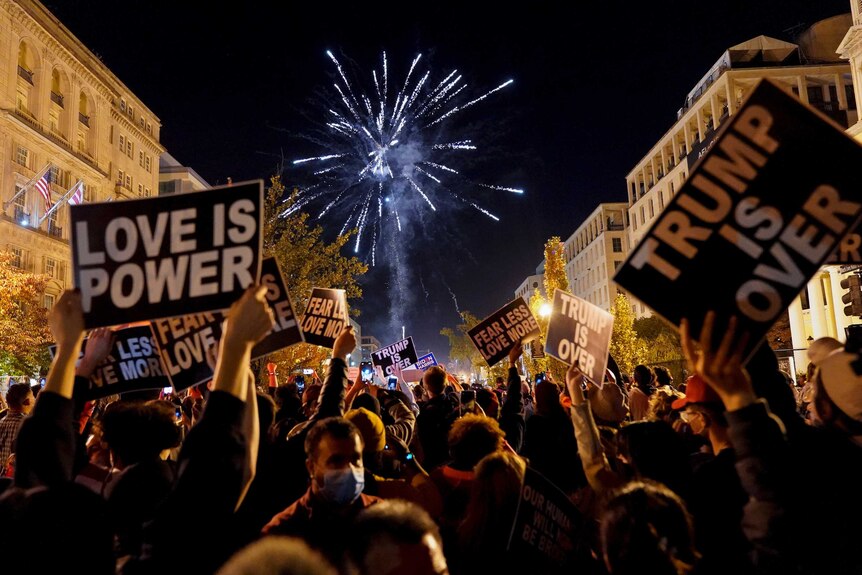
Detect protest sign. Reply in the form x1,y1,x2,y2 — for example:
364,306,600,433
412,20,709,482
507,467,582,571
372,337,419,376
412,352,438,371
299,288,349,348
468,297,540,366
347,366,360,382
827,220,862,265
251,257,304,358
49,325,168,399
151,312,222,391
614,80,862,359
70,180,264,328
544,289,614,384
529,338,545,359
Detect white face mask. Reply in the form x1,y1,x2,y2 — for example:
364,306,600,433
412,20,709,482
316,463,364,505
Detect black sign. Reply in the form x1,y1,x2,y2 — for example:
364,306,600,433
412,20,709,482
151,313,223,391
614,80,862,359
50,325,169,399
827,219,862,265
507,467,582,571
468,297,540,367
251,257,304,358
544,289,614,384
70,180,264,328
371,337,419,376
300,288,349,348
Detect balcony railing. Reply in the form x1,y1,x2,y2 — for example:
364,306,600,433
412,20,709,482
607,223,625,231
50,91,64,107
79,113,90,127
17,65,33,84
47,224,63,239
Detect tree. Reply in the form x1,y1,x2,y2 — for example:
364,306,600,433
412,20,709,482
260,176,368,377
441,311,485,377
609,293,645,376
543,236,569,296
0,251,52,376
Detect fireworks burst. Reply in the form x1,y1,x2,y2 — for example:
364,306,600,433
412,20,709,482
287,50,522,259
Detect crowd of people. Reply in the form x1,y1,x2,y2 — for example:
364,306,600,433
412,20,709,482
1,286,861,575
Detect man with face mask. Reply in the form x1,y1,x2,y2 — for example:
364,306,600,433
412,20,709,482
262,416,382,565
672,374,750,575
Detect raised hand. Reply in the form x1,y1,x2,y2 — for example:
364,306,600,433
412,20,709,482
77,327,115,378
508,341,523,367
223,285,275,348
332,324,356,362
680,312,755,411
565,364,587,406
50,290,85,350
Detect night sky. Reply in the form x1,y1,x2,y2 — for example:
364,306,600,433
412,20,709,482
46,0,850,362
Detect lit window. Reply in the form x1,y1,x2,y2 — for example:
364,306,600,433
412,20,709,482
15,145,29,167
43,294,55,309
45,258,56,278
145,156,151,172
10,246,23,268
119,134,125,151
612,238,623,253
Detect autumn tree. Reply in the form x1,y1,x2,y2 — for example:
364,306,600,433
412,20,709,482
609,293,645,376
0,251,52,375
260,176,368,378
543,236,569,296
441,311,485,376
527,236,569,382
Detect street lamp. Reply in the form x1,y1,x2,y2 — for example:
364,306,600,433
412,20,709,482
539,303,552,318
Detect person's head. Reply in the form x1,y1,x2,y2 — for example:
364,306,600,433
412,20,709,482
588,381,628,426
302,384,323,418
351,393,382,417
459,451,526,549
810,349,862,438
344,407,386,462
653,367,673,387
495,376,504,387
304,417,365,505
217,536,337,575
5,383,34,415
100,400,180,468
346,500,448,575
633,365,654,393
647,387,684,424
448,414,505,470
600,481,698,575
423,367,447,397
534,379,564,417
475,388,499,420
807,337,843,366
671,375,726,440
616,421,690,498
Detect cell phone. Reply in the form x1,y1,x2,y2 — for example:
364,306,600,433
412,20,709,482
387,375,398,390
162,385,172,395
361,362,374,382
535,372,546,384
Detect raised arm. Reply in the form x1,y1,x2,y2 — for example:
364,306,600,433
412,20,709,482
14,291,85,488
499,342,526,452
314,325,356,420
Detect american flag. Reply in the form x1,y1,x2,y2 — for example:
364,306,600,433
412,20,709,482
34,171,52,210
68,181,84,206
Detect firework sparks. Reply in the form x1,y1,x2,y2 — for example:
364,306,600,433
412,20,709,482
288,50,522,260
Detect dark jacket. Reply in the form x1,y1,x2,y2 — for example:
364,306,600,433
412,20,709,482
416,393,461,470
499,367,526,453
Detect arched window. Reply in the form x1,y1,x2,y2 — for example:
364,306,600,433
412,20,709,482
16,40,39,116
77,91,95,156
49,68,69,138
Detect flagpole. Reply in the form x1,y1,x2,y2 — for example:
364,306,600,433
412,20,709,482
38,179,82,225
3,163,51,211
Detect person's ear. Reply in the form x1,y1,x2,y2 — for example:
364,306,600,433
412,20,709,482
305,456,315,478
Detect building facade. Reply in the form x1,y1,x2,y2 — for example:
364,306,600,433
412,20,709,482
0,0,163,307
623,15,858,371
514,272,545,302
359,335,380,362
563,202,629,311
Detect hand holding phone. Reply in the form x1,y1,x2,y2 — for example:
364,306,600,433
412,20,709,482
360,361,374,382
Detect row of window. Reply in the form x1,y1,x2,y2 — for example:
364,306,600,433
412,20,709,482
116,169,151,197
119,98,154,136
118,134,154,173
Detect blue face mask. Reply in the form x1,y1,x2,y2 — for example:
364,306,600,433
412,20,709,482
317,464,364,505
